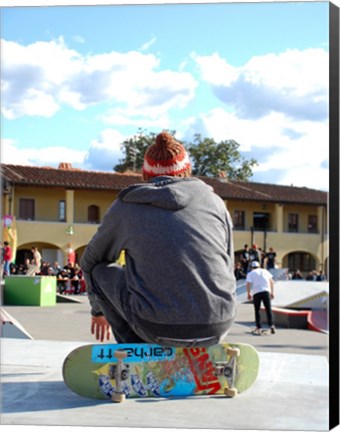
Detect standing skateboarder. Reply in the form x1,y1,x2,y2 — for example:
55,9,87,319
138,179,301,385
246,261,276,335
81,131,236,347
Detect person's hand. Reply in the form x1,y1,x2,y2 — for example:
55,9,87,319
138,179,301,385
91,315,111,342
247,293,252,301
270,293,274,300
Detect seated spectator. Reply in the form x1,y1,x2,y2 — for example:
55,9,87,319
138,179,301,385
317,270,326,281
70,267,82,294
234,262,246,280
292,269,304,280
52,261,61,275
57,269,70,294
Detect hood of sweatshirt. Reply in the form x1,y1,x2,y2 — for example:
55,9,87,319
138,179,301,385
118,176,214,210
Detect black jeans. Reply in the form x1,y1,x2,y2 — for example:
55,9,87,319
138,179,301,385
90,262,224,347
253,291,274,328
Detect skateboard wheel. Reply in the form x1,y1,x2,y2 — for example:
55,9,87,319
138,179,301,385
223,366,233,378
226,347,240,357
108,365,116,379
121,369,129,380
224,387,238,398
112,392,126,403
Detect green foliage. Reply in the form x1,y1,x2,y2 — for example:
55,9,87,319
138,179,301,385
114,130,257,181
187,134,257,181
114,128,155,172
114,128,177,173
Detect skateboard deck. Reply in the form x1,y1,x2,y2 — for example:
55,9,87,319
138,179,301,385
62,342,259,402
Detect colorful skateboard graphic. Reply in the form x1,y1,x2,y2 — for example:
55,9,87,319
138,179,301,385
62,342,259,402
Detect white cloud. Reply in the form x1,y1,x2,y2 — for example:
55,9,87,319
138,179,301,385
1,38,329,190
1,37,82,118
101,108,171,130
193,48,328,121
180,108,329,190
1,129,125,172
1,138,87,168
191,52,239,86
139,36,157,52
1,38,198,119
83,129,126,171
185,48,329,190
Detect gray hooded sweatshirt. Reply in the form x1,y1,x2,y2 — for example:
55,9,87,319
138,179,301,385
81,176,236,339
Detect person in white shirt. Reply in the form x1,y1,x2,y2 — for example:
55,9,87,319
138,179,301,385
246,261,276,335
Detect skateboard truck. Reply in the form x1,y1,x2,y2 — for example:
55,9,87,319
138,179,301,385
112,350,128,403
214,346,240,398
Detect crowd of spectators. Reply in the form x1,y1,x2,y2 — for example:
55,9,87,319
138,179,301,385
234,244,277,280
3,245,86,295
234,243,327,282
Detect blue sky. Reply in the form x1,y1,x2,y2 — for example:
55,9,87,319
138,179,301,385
1,0,333,190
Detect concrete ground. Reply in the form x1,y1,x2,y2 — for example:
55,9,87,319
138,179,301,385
1,295,330,431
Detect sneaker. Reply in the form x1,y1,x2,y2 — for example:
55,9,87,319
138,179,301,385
252,328,262,336
270,326,276,334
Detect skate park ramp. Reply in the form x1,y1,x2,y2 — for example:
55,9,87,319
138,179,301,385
270,280,328,309
237,279,328,308
237,279,329,332
307,309,328,334
0,308,33,339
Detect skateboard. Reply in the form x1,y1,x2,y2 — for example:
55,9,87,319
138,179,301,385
62,342,259,402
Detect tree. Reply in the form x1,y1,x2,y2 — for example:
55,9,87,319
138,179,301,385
186,134,257,181
115,130,257,182
114,128,155,173
114,129,178,173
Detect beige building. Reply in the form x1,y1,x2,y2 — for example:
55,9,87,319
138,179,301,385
1,163,328,277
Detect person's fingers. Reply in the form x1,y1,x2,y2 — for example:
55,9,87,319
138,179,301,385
97,323,103,342
91,316,111,342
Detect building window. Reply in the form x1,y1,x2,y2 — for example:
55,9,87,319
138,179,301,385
233,210,245,230
308,215,318,233
88,205,100,224
19,198,35,220
253,212,269,231
59,200,66,222
288,213,299,232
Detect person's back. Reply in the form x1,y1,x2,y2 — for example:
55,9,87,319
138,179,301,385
246,261,275,334
97,176,235,337
81,132,236,346
246,267,272,294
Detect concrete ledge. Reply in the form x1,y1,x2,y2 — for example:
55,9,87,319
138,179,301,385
260,306,328,333
260,306,309,329
56,294,83,303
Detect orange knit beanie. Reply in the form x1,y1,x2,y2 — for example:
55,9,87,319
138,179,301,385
142,132,192,181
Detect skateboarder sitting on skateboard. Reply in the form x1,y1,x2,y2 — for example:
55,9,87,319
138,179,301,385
246,261,276,335
80,132,237,347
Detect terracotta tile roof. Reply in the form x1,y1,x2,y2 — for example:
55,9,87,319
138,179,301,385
202,177,327,205
1,164,140,190
1,163,327,205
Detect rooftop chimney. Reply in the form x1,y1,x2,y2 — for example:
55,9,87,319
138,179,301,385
218,171,228,182
58,163,73,170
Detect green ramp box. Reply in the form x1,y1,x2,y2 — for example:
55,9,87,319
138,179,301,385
4,276,57,306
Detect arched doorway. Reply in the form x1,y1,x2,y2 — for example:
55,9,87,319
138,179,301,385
282,251,317,277
75,245,87,265
16,242,63,267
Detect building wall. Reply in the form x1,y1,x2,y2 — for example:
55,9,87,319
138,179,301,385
2,184,328,273
73,190,118,223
